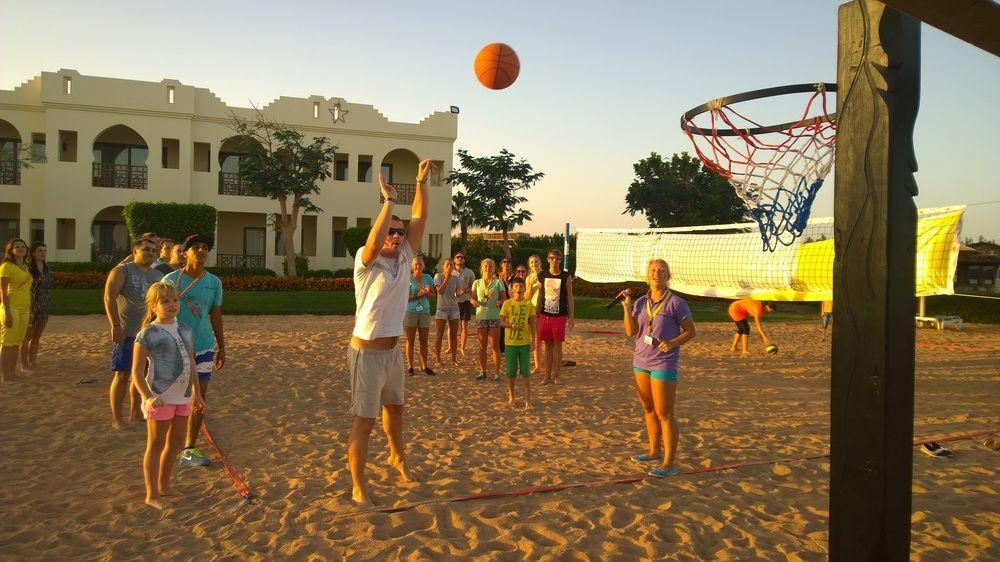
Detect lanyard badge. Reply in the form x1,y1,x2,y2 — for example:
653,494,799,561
644,291,670,336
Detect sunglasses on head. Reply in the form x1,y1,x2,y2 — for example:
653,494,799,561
388,227,406,237
502,260,511,264
454,254,465,259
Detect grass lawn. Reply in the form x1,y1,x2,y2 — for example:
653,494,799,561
52,289,998,323
54,289,813,321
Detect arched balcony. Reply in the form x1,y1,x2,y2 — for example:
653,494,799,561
379,148,421,204
218,136,262,196
92,125,148,189
0,119,21,185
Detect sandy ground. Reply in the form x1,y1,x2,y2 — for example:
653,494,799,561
0,315,997,561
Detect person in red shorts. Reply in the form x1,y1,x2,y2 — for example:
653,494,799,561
535,249,574,384
728,298,775,355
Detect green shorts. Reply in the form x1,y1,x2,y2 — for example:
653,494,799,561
505,344,531,378
633,367,678,382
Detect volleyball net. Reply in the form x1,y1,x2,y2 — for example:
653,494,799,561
576,206,964,301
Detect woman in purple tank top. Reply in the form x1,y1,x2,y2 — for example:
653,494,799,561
619,259,697,478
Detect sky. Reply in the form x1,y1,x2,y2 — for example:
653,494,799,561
3,0,998,240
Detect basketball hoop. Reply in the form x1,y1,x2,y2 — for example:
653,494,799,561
680,83,837,251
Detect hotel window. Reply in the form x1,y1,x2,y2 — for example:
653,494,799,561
31,133,46,162
63,76,72,95
429,233,443,258
59,130,77,162
334,153,348,181
30,219,44,244
167,86,175,104
57,218,76,249
313,102,320,119
357,155,373,182
332,216,347,257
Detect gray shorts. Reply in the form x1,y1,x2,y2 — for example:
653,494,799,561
347,344,405,418
403,312,431,328
435,308,460,321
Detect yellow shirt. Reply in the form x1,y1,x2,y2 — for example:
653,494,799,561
0,262,32,309
500,299,535,346
525,271,542,304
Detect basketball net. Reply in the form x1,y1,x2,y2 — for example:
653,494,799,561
682,85,836,251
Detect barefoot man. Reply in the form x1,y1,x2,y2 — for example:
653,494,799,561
347,159,436,505
104,236,163,429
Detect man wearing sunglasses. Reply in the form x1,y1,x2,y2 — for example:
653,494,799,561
347,159,437,506
452,251,477,356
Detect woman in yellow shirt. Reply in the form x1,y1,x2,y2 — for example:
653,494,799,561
1,238,32,382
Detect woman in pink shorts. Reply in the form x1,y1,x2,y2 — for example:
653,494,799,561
131,281,205,510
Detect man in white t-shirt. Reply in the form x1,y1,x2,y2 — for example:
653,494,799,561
347,159,437,506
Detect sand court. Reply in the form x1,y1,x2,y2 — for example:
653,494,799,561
0,315,996,560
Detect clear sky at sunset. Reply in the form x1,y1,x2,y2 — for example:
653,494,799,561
3,0,997,239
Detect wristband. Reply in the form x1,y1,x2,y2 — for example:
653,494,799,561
386,198,397,203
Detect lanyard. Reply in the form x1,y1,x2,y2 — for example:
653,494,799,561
178,271,204,298
645,291,670,333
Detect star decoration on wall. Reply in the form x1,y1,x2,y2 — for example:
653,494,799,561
329,102,348,124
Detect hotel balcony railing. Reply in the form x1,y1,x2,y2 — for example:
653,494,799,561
219,171,263,196
92,163,147,189
0,161,20,185
217,253,264,269
379,183,415,205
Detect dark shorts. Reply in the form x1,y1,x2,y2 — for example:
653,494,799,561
458,301,474,322
110,336,137,374
734,319,751,335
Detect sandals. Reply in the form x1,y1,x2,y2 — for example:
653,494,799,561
920,442,954,458
649,466,680,478
406,367,415,376
631,453,663,463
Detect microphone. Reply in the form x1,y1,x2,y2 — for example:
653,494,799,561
605,290,630,310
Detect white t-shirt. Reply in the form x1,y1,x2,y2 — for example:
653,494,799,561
352,241,415,340
136,321,194,405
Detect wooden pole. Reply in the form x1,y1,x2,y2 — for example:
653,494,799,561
831,2,920,560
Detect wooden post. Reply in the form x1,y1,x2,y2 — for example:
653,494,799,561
831,2,920,560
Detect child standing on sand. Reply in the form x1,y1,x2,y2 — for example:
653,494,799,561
131,281,205,510
500,278,536,408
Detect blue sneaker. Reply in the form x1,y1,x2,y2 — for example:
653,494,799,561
649,466,680,478
475,372,487,381
631,453,663,463
179,447,211,467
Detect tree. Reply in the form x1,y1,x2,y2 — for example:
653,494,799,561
446,149,544,260
451,190,483,252
230,109,337,276
623,152,748,228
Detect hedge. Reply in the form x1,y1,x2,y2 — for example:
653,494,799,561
205,267,276,277
122,201,217,242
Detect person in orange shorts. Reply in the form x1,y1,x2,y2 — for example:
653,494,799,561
727,298,775,355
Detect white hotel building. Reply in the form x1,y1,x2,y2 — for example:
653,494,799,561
0,70,456,271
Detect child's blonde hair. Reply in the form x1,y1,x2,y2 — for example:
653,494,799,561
140,280,180,331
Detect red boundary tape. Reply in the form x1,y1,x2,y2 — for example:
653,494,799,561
329,427,999,521
201,421,252,500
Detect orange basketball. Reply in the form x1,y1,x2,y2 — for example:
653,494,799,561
474,43,520,90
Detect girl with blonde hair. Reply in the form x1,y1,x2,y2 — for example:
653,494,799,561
470,258,505,381
131,280,205,509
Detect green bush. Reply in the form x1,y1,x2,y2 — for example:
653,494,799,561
49,261,116,273
206,267,276,277
333,268,353,278
282,254,309,275
342,226,370,257
122,201,217,242
301,269,334,278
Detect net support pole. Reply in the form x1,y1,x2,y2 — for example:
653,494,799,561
563,223,570,272
918,296,926,317
831,2,919,560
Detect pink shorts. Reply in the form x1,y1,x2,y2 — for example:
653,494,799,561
142,401,192,421
538,315,567,342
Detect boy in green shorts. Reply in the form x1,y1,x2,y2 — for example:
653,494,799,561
500,278,536,409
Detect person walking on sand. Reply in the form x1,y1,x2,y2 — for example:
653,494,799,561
452,251,477,357
21,242,52,372
728,298,775,355
131,280,206,510
104,236,163,428
163,234,225,467
346,159,436,506
536,249,575,385
404,256,435,376
500,277,536,408
0,239,32,384
433,257,460,368
620,259,696,478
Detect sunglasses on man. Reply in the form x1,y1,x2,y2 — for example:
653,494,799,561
388,227,406,237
